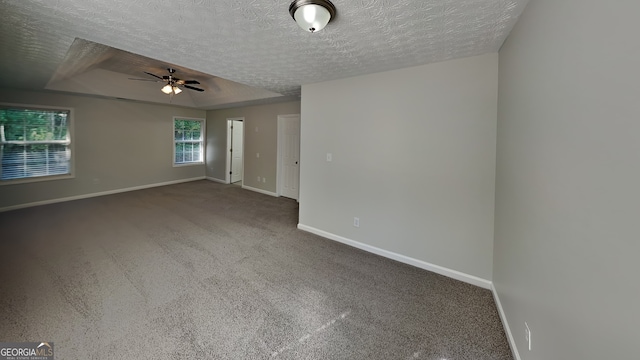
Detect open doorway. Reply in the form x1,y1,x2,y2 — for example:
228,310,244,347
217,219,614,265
226,118,244,185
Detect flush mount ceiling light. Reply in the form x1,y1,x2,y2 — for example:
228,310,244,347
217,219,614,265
289,0,336,33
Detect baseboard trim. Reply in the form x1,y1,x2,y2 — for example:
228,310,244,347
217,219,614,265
491,284,521,360
242,185,279,197
205,177,228,184
0,176,206,212
297,224,492,289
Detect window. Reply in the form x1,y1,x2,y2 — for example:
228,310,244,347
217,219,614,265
173,117,204,166
0,104,72,183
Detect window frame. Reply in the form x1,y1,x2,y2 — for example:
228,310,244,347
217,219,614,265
0,102,75,185
172,116,205,167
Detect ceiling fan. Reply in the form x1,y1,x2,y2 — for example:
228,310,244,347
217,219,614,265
129,68,204,95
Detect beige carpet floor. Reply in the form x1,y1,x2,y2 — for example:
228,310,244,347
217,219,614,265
0,180,512,359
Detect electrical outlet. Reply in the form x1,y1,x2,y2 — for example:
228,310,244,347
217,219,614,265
256,152,260,158
257,176,261,182
353,217,360,227
326,153,332,162
525,322,531,351
262,177,266,183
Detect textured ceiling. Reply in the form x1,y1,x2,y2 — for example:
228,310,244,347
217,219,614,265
0,0,529,109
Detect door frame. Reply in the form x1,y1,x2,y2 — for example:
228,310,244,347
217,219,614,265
277,114,301,199
225,117,245,184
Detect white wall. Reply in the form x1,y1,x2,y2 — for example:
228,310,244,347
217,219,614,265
206,101,301,193
0,90,206,210
495,0,640,358
299,54,498,282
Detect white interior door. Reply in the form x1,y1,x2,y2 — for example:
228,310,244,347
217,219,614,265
231,120,244,183
279,115,300,200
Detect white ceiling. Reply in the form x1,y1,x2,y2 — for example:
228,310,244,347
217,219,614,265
0,0,529,109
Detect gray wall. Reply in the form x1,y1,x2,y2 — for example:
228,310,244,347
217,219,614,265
494,0,639,358
0,90,206,210
299,54,498,281
206,101,301,193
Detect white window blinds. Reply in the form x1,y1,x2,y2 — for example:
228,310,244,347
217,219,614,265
0,106,71,181
174,118,204,165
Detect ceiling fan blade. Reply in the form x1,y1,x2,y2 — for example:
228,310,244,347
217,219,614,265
144,71,164,80
184,85,204,92
174,79,199,85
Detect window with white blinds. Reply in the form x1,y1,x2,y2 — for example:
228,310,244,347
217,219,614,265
0,105,72,183
173,118,204,166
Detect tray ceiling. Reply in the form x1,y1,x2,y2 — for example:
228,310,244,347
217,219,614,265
0,0,529,109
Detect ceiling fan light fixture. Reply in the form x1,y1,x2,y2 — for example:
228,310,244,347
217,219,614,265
289,0,336,33
173,86,182,94
161,84,173,94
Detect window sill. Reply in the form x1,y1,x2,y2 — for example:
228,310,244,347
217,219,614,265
0,174,74,186
173,162,205,168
